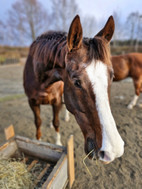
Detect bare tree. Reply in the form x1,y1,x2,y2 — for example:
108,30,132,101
51,0,98,38
51,0,79,31
112,11,124,47
134,14,142,51
0,20,4,44
6,0,50,45
82,15,97,37
127,12,139,46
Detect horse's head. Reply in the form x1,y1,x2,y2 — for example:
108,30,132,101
64,15,124,164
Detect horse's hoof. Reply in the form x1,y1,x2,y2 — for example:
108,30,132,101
49,122,54,129
56,141,62,146
36,137,41,141
64,110,70,122
36,136,42,140
65,116,70,122
127,104,133,109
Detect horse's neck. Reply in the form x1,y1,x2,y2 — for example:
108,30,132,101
34,36,67,87
42,36,67,71
52,43,67,69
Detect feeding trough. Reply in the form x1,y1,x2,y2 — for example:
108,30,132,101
0,125,75,189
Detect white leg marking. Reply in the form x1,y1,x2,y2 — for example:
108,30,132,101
64,109,70,122
86,60,124,162
127,95,139,109
55,132,62,146
49,122,54,129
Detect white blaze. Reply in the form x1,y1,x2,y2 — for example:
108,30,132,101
86,60,124,162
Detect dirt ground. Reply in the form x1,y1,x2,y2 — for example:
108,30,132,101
0,64,142,189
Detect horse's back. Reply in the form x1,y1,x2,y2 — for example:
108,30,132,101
127,53,142,78
128,53,142,66
112,53,142,81
111,55,130,81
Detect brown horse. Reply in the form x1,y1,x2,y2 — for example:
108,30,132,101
111,53,142,109
24,15,124,164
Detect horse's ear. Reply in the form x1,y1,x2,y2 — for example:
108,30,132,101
67,15,83,52
95,16,115,43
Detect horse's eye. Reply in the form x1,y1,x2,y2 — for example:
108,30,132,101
74,80,81,88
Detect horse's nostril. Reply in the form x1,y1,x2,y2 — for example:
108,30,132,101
99,151,105,159
98,151,112,163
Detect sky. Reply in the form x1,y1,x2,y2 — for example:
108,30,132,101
0,0,142,22
77,0,142,21
0,0,142,45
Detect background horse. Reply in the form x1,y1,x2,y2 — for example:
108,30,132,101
24,15,124,164
111,53,142,109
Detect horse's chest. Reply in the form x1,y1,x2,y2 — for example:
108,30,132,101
38,92,57,105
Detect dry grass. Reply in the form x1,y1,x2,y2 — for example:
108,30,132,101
0,46,29,58
0,94,25,103
0,159,34,189
111,45,142,55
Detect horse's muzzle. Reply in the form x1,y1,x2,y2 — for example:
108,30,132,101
85,138,112,163
85,138,99,160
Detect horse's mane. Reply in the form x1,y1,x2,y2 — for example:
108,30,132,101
30,31,110,65
30,31,67,59
36,31,67,42
29,31,67,82
29,31,111,82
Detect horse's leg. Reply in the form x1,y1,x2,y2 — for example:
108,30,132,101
127,95,139,109
127,78,141,109
28,100,42,140
49,108,70,128
138,78,142,107
64,109,70,122
52,102,62,146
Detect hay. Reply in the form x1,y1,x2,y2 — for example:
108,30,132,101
0,159,34,189
83,149,99,177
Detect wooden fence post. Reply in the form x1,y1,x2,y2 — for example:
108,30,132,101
67,135,75,188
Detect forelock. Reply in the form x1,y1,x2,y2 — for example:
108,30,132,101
83,37,111,65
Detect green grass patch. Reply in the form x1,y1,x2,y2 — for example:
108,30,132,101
0,94,26,102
